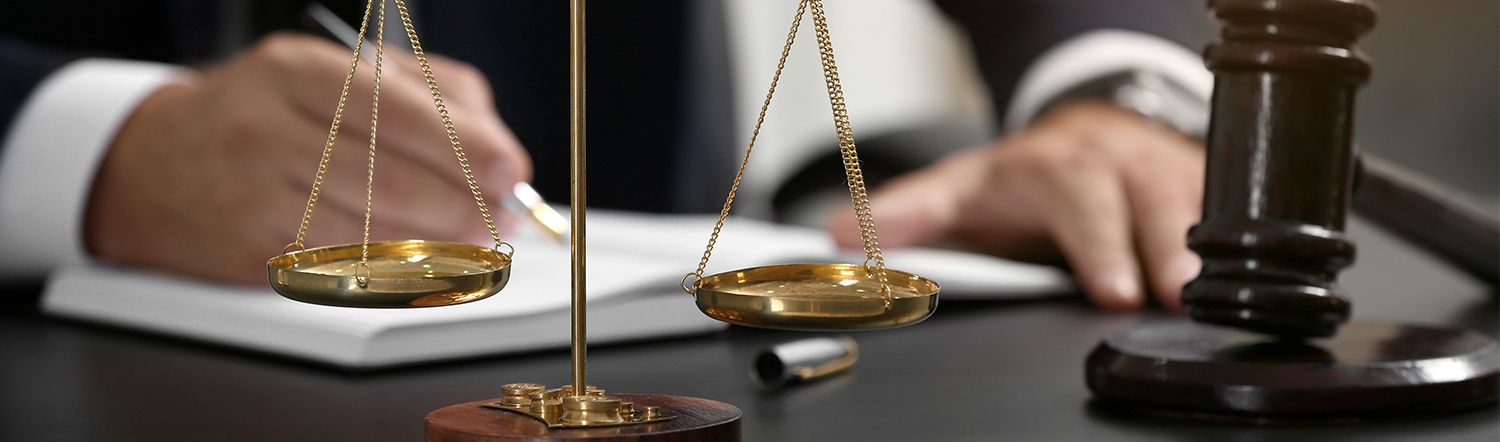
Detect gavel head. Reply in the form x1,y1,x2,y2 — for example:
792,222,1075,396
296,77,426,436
1181,0,1377,338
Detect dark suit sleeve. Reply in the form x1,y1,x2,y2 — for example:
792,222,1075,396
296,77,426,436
0,38,75,140
931,0,1214,121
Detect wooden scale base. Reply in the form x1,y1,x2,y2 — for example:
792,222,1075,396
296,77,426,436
1086,321,1500,423
426,394,742,441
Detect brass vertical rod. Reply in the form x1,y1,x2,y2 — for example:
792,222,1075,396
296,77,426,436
568,0,588,397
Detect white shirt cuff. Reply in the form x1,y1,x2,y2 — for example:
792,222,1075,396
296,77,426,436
0,59,184,279
1004,29,1214,132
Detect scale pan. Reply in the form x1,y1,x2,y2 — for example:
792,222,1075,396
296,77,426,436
694,263,939,331
267,240,511,308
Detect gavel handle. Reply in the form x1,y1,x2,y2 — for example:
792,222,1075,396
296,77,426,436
1353,155,1500,288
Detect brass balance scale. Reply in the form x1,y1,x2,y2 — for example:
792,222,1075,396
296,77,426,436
265,0,938,433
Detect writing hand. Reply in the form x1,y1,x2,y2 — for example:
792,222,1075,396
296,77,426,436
86,33,532,283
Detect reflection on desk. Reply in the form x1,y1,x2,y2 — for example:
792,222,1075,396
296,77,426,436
0,219,1494,441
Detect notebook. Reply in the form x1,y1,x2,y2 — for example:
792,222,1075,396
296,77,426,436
41,210,1071,368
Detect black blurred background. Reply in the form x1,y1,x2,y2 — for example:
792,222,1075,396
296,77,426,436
3,0,1495,208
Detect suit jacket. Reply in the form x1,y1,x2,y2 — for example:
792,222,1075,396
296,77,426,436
0,0,1211,212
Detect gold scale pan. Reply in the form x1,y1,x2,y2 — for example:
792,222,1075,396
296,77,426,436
266,0,511,309
265,0,938,332
681,0,940,331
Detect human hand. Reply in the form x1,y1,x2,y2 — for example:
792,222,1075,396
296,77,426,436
827,102,1204,310
86,32,531,284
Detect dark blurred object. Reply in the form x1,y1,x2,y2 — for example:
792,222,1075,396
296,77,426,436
1088,0,1499,421
1180,0,1371,338
770,123,980,225
1353,156,1500,288
751,336,858,388
420,0,717,214
0,0,365,62
1089,322,1498,421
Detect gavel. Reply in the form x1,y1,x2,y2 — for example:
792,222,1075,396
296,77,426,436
1087,0,1498,421
1180,0,1496,339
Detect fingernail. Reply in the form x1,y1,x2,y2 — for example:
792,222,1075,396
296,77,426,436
1171,253,1202,286
1101,271,1144,311
488,163,519,192
1162,253,1201,312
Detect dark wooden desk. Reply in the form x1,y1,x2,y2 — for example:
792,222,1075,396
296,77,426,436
2,219,1495,441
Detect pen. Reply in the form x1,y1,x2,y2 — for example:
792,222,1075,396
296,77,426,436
302,3,569,243
751,336,859,388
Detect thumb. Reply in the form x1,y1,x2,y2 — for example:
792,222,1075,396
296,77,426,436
825,158,972,250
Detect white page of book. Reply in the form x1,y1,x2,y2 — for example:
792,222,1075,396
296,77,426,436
43,210,1072,367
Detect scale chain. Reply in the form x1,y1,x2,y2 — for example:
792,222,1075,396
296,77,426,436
393,0,508,255
287,0,376,254
683,0,806,294
285,0,512,285
356,0,388,285
684,0,890,306
807,0,889,302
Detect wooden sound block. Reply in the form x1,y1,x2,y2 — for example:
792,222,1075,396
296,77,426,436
426,394,742,441
1087,321,1499,423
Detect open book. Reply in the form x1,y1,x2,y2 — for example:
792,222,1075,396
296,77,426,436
42,211,1071,368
